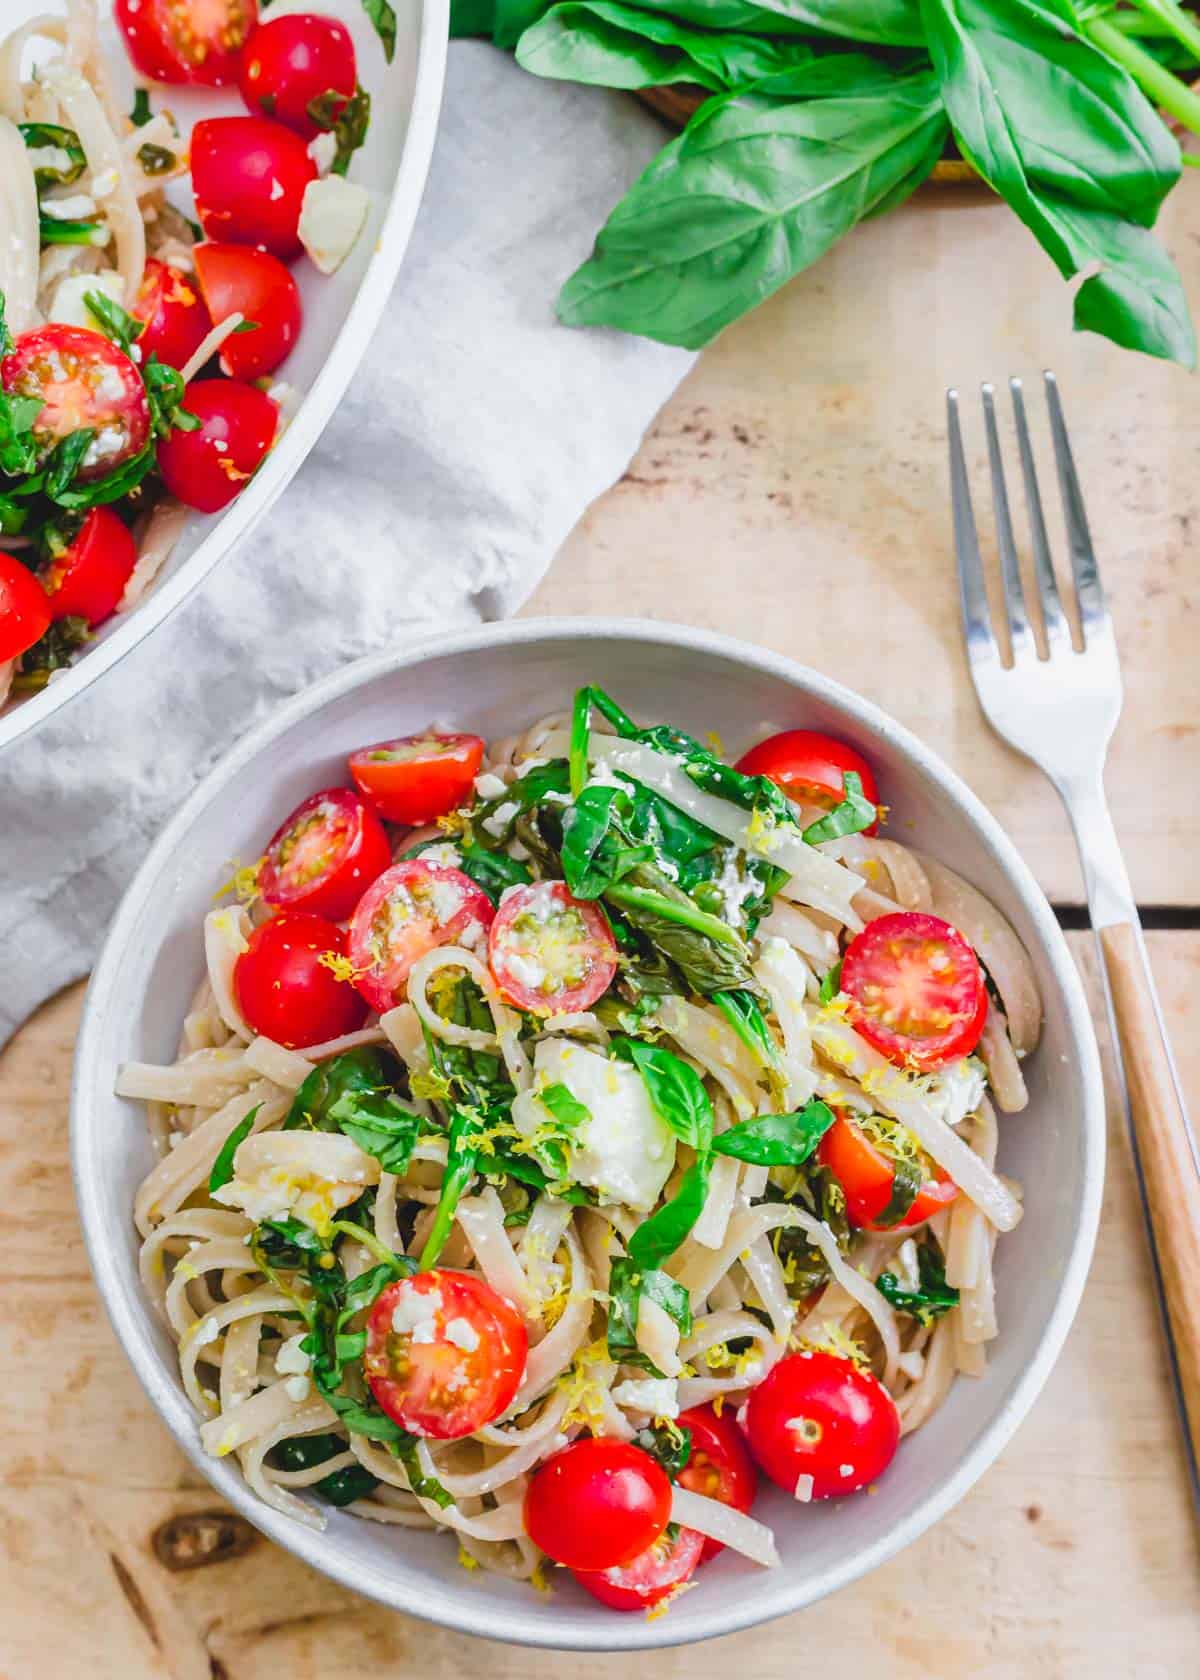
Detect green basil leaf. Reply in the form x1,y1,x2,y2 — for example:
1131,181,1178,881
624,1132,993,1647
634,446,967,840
633,1420,693,1478
286,1046,395,1130
605,862,758,994
42,429,94,498
561,784,653,899
712,988,777,1064
323,1393,409,1443
876,1148,925,1227
818,960,843,1005
48,445,156,510
418,1105,484,1268
596,0,925,46
713,1100,835,1167
607,1254,693,1373
614,1037,714,1153
876,1241,960,1324
538,1080,591,1130
1058,198,1197,365
306,84,372,175
558,63,947,349
360,0,398,59
801,771,877,845
328,1089,423,1174
208,1105,259,1193
270,1432,380,1502
627,1155,712,1269
130,87,153,126
341,1259,413,1321
19,122,86,187
394,1437,455,1506
0,390,44,476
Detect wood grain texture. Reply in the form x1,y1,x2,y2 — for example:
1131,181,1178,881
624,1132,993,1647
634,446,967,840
525,186,1200,905
1100,921,1200,1482
2,938,1197,1678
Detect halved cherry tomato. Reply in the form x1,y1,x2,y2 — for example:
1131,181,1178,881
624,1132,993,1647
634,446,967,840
0,553,51,661
573,1524,704,1611
193,243,301,380
818,1112,958,1231
348,860,495,1012
525,1440,672,1572
191,115,316,258
735,729,879,832
259,787,391,921
238,12,357,138
840,910,987,1070
156,378,277,513
41,507,137,629
347,732,485,825
488,881,618,1016
741,1350,899,1500
115,0,257,85
1,325,149,483
365,1270,527,1440
677,1403,758,1562
131,258,213,372
233,910,366,1048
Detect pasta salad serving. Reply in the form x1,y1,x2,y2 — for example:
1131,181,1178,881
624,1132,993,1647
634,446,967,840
0,0,385,709
119,688,1042,1616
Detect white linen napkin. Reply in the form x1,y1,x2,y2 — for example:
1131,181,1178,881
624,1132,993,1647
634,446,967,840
0,42,693,1045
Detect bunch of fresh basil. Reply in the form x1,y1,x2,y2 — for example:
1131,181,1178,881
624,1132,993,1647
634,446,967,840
453,0,1200,364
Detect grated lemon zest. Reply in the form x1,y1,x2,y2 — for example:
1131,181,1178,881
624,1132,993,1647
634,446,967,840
457,1545,480,1573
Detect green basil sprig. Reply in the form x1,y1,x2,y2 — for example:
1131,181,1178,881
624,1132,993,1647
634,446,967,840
876,1240,960,1323
607,1254,693,1374
208,1105,259,1194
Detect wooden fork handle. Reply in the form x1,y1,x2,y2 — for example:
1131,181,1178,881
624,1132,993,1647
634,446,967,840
1099,922,1200,1473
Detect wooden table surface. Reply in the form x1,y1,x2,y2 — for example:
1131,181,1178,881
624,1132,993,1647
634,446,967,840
4,177,1200,1676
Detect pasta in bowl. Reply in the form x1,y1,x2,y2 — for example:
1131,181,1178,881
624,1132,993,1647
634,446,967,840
75,620,1104,1647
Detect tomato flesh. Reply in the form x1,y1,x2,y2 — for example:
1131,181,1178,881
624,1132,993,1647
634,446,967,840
193,243,302,380
677,1403,758,1562
488,880,618,1016
41,507,137,629
573,1524,704,1611
348,860,495,1013
818,1112,958,1231
191,115,316,258
524,1439,672,1572
365,1270,527,1439
2,325,149,483
116,0,257,85
259,787,391,921
741,1350,900,1500
348,733,485,826
734,729,879,832
233,910,367,1048
841,910,987,1069
156,378,277,513
132,258,214,372
0,553,51,661
239,13,358,138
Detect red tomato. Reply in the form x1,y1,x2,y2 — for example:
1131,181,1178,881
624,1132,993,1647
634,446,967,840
238,12,357,138
524,1440,672,1572
488,880,618,1016
734,729,879,832
233,910,366,1048
193,243,301,380
573,1525,704,1611
348,860,495,1013
115,0,257,85
841,910,987,1070
818,1112,958,1231
347,732,485,825
191,115,316,258
0,553,51,661
677,1403,758,1563
741,1350,900,1500
365,1270,527,1439
131,258,213,371
1,325,149,483
156,378,277,513
259,787,391,921
41,508,137,629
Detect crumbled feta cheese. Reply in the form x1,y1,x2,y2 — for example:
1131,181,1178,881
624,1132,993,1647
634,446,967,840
298,175,369,275
794,1474,814,1503
48,269,125,332
392,1286,442,1344
444,1317,480,1353
474,771,509,800
306,131,338,176
417,841,463,870
284,1375,311,1402
274,1333,311,1376
839,1463,854,1478
41,192,96,220
612,1376,679,1418
481,801,518,839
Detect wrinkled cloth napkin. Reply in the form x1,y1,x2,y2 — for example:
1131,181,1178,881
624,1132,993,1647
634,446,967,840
0,42,694,1046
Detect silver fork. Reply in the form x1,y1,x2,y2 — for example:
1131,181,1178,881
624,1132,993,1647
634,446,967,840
948,372,1200,1511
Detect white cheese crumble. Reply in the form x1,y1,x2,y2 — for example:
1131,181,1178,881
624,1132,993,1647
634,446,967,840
481,800,518,839
274,1333,311,1376
392,1286,442,1343
193,1316,220,1348
611,1376,679,1419
443,1317,480,1353
48,269,125,332
284,1375,311,1403
306,131,338,176
793,1474,815,1503
298,175,369,275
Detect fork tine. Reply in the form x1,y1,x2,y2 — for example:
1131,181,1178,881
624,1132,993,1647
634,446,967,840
1044,370,1107,640
1009,377,1070,654
947,388,998,665
981,383,1032,660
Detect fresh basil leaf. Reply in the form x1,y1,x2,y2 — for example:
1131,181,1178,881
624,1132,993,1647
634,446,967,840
607,1254,693,1373
713,1100,835,1166
605,862,759,994
801,771,877,845
614,1037,714,1153
561,784,652,899
1057,198,1196,365
627,1155,711,1269
48,445,156,509
0,390,44,476
360,0,398,60
270,1434,381,1506
137,142,176,175
19,122,86,187
876,1241,960,1324
336,1330,367,1363
875,1148,924,1227
286,1046,395,1130
471,757,571,848
818,960,843,1005
712,988,776,1063
208,1105,259,1193
451,0,500,31
12,616,89,688
323,1393,409,1443
418,1105,484,1268
633,1420,692,1478
558,62,947,349
328,1089,423,1174
394,1437,455,1505
306,85,372,175
130,87,153,126
538,1080,591,1129
341,1259,413,1320
42,429,94,498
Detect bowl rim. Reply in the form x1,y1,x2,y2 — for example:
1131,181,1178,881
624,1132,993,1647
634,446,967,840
72,615,1106,1651
0,0,449,757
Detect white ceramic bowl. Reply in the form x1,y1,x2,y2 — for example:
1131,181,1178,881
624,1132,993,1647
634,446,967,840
73,619,1106,1650
0,0,447,752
